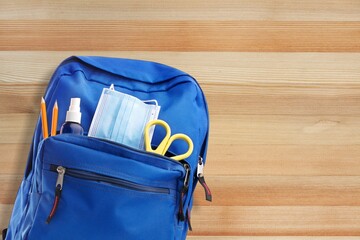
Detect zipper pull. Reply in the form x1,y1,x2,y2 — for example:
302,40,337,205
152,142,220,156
197,157,212,202
178,163,190,221
46,166,66,224
187,209,193,231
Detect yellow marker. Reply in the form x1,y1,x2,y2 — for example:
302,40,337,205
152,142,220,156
41,97,49,139
51,101,58,136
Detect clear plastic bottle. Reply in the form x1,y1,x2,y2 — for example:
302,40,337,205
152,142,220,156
60,98,84,135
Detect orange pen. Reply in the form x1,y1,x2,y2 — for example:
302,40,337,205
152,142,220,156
41,97,49,139
51,101,58,136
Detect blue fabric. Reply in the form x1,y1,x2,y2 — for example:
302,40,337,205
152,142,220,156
5,56,209,240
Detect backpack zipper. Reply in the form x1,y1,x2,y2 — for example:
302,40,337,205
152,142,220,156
197,156,212,202
46,165,170,223
46,166,65,224
178,163,190,221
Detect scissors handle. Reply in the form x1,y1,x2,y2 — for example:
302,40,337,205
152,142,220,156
144,120,171,155
144,119,194,161
165,134,194,161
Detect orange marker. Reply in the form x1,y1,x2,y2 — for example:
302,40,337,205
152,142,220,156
40,97,49,139
51,101,58,136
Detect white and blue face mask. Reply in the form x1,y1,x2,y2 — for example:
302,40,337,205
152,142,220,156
88,84,160,149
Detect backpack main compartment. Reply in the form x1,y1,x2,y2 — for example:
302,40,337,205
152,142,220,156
5,56,209,240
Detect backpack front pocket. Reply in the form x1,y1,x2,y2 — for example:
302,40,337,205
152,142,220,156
25,134,188,240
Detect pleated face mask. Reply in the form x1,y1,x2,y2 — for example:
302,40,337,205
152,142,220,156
88,84,160,149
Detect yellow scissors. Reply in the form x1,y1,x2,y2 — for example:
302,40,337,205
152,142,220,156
144,120,194,161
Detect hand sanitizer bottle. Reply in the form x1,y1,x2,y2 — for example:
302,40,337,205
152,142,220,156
60,98,84,135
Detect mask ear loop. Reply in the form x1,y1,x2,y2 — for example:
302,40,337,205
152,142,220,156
143,99,158,107
142,100,160,147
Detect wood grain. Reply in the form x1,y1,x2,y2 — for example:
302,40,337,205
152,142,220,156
2,143,360,176
192,176,360,206
0,144,28,175
1,204,360,236
188,238,360,240
1,52,360,85
190,206,360,236
1,0,360,21
3,175,360,206
0,21,359,51
3,113,360,145
1,0,360,238
2,52,360,116
205,144,360,176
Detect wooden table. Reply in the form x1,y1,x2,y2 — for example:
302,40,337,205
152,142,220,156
1,1,360,239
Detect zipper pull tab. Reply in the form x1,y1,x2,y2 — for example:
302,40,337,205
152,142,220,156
178,163,190,221
197,157,212,202
56,166,66,189
187,209,193,231
46,166,66,224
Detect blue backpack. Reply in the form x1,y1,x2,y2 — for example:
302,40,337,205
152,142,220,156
4,56,211,240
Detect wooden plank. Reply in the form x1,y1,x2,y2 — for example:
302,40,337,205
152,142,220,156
205,144,360,176
1,0,360,21
206,88,360,117
0,234,352,240
193,176,360,206
1,52,360,116
2,175,360,206
1,52,360,85
3,82,360,116
189,206,360,236
3,83,360,116
0,114,360,175
0,114,37,144
0,175,22,204
0,21,359,51
1,143,360,176
0,204,12,231
188,237,360,240
2,113,360,145
0,144,28,175
1,204,360,236
1,144,360,176
1,114,360,176
0,84,44,115
212,114,360,145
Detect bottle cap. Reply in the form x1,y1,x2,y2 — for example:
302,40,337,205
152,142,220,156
65,98,82,124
